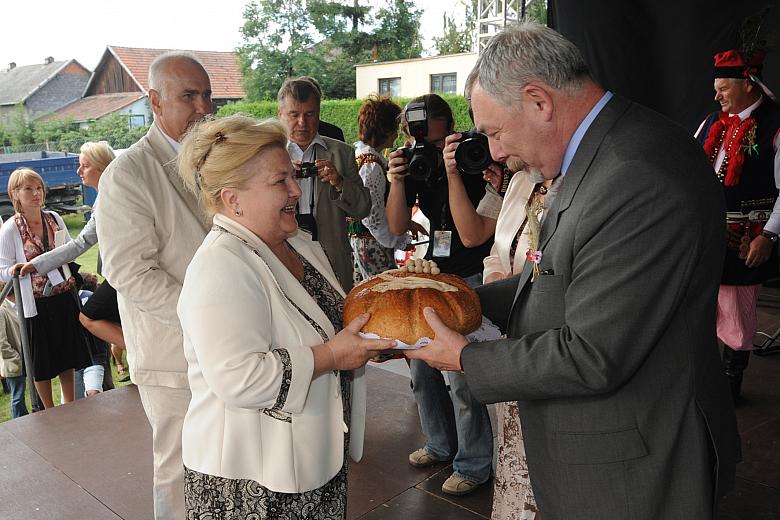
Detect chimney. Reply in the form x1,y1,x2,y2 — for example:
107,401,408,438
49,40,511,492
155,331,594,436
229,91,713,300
44,56,54,65
372,43,379,62
8,62,15,70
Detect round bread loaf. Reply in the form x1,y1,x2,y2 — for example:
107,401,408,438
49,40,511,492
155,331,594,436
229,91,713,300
343,270,482,345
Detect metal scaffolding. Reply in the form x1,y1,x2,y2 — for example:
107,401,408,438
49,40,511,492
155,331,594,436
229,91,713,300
476,0,524,53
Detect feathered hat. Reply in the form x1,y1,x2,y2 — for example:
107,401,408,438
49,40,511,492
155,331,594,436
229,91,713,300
713,6,775,99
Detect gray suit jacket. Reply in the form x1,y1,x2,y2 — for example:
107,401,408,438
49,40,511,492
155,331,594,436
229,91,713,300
463,96,739,519
309,136,371,293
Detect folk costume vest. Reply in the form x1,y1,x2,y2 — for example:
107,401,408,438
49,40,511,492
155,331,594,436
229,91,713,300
697,99,780,285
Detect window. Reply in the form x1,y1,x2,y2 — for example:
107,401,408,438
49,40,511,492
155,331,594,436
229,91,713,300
430,73,457,95
378,77,401,98
127,114,146,128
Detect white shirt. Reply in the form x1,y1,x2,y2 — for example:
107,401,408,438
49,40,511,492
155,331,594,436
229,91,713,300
695,96,780,234
287,134,328,217
160,125,182,154
353,141,408,250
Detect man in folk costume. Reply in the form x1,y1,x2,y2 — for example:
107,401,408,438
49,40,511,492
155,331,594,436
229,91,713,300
695,47,780,400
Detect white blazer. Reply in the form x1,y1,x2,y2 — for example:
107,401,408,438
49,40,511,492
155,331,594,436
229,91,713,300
179,213,366,493
0,211,74,318
483,172,537,280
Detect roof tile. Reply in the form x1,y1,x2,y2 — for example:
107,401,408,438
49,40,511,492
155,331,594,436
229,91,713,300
43,92,146,122
109,46,245,98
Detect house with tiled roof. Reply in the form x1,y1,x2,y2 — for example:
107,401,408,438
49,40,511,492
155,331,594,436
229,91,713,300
0,58,91,123
47,45,246,127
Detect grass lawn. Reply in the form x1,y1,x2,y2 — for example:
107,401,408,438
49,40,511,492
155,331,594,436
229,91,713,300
63,213,102,280
0,212,131,423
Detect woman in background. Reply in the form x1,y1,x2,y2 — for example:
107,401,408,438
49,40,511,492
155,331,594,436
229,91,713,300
0,168,91,407
18,142,126,394
350,95,423,281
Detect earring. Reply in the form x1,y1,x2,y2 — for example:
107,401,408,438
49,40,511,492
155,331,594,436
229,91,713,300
234,208,243,217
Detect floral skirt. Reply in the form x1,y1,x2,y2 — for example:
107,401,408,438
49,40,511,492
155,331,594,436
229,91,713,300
492,401,538,520
184,464,347,520
184,374,352,519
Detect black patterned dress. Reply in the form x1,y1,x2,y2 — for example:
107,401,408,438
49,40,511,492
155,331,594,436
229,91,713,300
184,250,350,520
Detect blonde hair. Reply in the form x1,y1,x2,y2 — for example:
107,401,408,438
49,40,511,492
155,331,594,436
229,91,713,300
80,141,115,173
179,114,289,216
8,168,45,213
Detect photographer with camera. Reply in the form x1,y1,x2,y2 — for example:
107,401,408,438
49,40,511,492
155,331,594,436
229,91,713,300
386,93,493,496
442,130,506,248
278,77,371,292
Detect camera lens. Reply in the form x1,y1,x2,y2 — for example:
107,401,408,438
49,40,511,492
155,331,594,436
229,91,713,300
408,154,431,181
455,131,492,175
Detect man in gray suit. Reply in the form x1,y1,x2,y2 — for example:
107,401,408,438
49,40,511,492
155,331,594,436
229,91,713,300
406,24,740,519
277,77,371,292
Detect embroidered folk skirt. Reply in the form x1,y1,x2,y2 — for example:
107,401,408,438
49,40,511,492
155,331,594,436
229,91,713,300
350,235,397,284
492,401,538,520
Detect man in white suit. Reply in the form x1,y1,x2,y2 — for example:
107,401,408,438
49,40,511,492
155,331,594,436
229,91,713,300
96,52,213,519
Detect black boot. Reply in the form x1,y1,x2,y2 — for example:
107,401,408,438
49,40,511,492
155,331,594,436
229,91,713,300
722,346,750,401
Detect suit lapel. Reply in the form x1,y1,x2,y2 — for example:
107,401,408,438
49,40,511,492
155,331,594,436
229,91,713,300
215,215,339,339
147,124,210,231
314,143,334,212
511,95,633,307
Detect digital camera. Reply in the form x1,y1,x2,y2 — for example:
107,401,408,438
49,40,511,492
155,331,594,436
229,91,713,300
402,101,440,182
455,129,492,175
295,162,318,179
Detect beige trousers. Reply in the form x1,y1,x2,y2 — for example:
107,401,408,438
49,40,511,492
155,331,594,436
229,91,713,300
137,385,191,520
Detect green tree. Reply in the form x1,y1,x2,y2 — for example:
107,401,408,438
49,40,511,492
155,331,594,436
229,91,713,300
7,105,35,146
238,0,316,101
433,0,477,55
33,117,74,145
83,113,148,149
523,0,547,24
372,0,423,61
237,0,423,100
0,123,10,147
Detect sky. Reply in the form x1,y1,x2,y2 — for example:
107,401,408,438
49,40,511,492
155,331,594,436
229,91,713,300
0,0,467,72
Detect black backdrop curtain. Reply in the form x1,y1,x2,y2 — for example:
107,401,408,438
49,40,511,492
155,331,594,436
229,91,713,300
548,0,780,133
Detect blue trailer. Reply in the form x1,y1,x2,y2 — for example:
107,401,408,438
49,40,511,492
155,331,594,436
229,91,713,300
0,151,86,221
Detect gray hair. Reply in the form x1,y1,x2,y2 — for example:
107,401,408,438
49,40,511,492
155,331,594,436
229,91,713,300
277,76,322,106
149,51,204,92
467,22,590,105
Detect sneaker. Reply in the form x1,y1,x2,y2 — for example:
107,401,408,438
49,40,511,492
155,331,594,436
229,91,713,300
441,474,482,496
408,448,441,468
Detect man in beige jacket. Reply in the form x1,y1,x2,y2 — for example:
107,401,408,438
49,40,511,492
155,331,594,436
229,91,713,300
96,52,212,519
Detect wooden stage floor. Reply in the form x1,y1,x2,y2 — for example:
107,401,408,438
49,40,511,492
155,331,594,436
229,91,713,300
2,289,780,518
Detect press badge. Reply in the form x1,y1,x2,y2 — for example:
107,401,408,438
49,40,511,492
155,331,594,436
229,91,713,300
432,230,452,257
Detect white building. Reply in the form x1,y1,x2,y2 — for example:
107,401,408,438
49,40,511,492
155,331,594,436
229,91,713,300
355,53,478,99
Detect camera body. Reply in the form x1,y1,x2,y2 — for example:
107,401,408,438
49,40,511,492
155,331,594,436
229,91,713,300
455,129,492,175
400,143,439,183
402,101,440,183
295,162,318,179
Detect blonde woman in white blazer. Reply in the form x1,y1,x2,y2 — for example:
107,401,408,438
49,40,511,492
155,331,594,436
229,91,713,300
177,115,394,519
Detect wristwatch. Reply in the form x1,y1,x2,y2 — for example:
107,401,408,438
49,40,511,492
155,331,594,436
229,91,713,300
761,230,779,242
